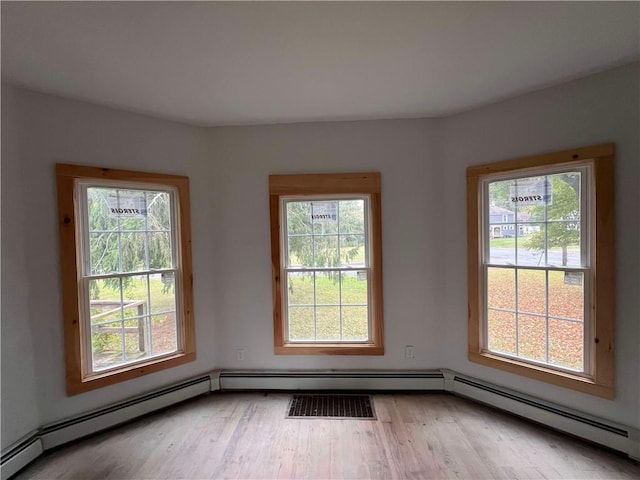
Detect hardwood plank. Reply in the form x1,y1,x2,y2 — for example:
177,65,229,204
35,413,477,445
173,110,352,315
17,393,640,480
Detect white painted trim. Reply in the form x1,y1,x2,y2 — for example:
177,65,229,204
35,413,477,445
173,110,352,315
0,436,43,480
442,370,634,457
40,375,211,450
2,369,637,477
209,370,221,391
219,370,445,391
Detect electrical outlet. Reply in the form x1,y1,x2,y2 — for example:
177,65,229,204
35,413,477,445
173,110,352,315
405,345,415,359
236,349,245,361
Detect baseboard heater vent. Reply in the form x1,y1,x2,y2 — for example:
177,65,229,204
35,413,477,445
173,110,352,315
0,431,43,480
39,374,211,450
220,370,445,391
455,376,627,437
447,372,633,456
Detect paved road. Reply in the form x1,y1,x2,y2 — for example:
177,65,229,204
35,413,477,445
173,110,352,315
490,247,580,267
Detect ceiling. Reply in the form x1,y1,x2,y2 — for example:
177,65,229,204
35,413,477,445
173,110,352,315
2,2,638,127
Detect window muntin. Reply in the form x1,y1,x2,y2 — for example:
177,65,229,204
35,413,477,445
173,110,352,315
269,172,384,355
282,197,371,343
77,183,183,374
467,144,615,399
57,164,195,395
482,167,590,374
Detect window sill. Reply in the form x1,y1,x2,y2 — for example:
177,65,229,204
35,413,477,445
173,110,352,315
67,352,196,396
276,343,384,356
468,351,614,399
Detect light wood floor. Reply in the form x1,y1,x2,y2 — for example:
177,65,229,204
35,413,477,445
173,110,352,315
17,392,640,479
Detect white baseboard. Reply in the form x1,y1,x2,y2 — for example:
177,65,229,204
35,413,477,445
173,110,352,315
441,370,635,458
2,369,637,478
0,433,42,480
40,375,211,450
219,370,445,391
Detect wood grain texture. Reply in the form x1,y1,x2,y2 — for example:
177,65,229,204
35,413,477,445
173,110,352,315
269,172,384,355
466,145,615,399
269,172,381,195
466,144,615,178
592,154,615,392
56,164,196,395
17,393,640,479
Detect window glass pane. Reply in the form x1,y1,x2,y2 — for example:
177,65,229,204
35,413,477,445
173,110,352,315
89,278,123,326
288,306,314,341
286,201,313,235
315,271,339,305
149,232,173,270
339,234,366,267
150,314,178,356
546,173,581,221
90,232,119,275
146,191,172,231
121,275,149,318
341,306,368,341
516,223,545,266
87,187,118,232
89,277,124,371
487,267,515,310
120,232,147,272
548,271,583,320
92,328,124,371
546,221,581,267
549,318,583,371
150,273,176,314
287,272,314,305
517,269,546,315
489,231,515,265
518,314,547,363
312,202,339,235
288,235,312,268
487,309,516,355
314,235,339,267
123,316,148,363
341,271,368,305
112,190,147,231
316,306,340,340
338,200,365,234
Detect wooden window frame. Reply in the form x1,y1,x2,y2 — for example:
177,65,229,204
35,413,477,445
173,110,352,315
57,164,196,395
269,172,384,355
467,144,615,399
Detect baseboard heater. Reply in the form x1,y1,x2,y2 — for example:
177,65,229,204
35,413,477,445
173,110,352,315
0,432,43,480
441,370,638,460
219,369,445,391
0,374,212,480
2,369,637,479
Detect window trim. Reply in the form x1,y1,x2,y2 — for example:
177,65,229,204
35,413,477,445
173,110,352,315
467,144,615,399
57,164,196,395
269,172,384,355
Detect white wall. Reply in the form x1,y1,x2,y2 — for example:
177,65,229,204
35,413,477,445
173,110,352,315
2,62,638,448
208,119,445,369
0,85,214,432
442,63,640,428
1,84,41,450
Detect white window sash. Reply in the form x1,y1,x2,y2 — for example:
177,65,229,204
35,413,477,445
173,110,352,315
76,180,184,376
480,165,592,375
280,195,373,343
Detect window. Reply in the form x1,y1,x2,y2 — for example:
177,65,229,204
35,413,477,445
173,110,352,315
467,144,615,398
269,173,384,355
57,164,195,395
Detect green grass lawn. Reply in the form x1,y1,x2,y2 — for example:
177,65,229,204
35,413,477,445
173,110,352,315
287,273,369,341
90,276,176,356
